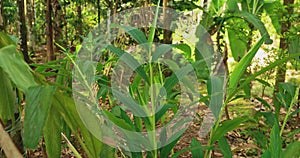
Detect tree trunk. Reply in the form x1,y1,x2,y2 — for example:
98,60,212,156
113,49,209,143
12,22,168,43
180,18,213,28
77,3,83,43
63,0,68,45
26,0,35,52
97,0,100,25
273,0,294,109
18,0,31,63
53,0,65,52
45,0,55,61
163,0,172,58
0,0,4,31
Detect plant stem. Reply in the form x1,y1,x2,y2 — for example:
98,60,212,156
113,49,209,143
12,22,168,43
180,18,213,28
280,87,299,136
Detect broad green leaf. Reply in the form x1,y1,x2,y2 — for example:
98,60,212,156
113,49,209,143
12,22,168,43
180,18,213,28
211,117,248,144
0,32,16,48
228,36,265,99
152,44,174,62
106,45,150,84
228,53,300,100
269,124,282,158
207,76,224,118
52,92,101,158
119,25,148,44
249,131,268,150
160,137,181,158
155,104,176,123
100,144,115,158
261,149,271,158
0,68,15,122
237,11,272,44
0,45,37,92
44,107,62,158
254,96,271,109
75,101,103,158
227,28,247,61
282,141,300,158
263,1,282,34
227,0,239,12
289,36,300,61
103,110,135,131
112,89,148,117
190,138,204,158
23,86,56,149
260,112,277,126
209,0,226,14
218,136,232,158
173,44,192,59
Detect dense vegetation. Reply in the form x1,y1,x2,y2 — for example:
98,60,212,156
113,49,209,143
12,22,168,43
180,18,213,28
0,0,299,157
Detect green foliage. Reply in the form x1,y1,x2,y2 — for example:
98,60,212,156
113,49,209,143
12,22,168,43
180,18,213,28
1,0,300,157
227,28,248,61
0,68,15,122
218,136,232,158
23,86,56,149
0,45,37,92
228,36,265,99
190,138,204,158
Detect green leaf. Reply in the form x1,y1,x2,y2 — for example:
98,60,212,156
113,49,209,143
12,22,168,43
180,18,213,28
148,0,160,43
254,96,271,109
227,0,239,12
269,124,282,158
289,36,300,61
207,76,224,118
228,36,265,99
155,104,176,123
211,117,248,144
0,32,16,48
44,107,62,158
106,45,150,84
0,68,15,122
52,92,102,158
23,86,56,149
152,44,172,62
227,28,247,61
263,1,282,34
237,11,272,44
103,110,135,131
260,112,277,126
173,44,192,59
0,45,37,92
255,78,271,87
261,149,271,158
160,137,181,158
228,53,300,100
119,25,148,44
218,136,232,158
190,138,204,158
282,141,300,158
249,131,268,149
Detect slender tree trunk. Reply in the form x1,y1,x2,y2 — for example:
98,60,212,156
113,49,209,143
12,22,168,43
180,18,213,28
97,0,100,25
163,0,172,44
53,0,64,52
18,0,31,63
63,0,68,44
77,3,83,43
0,0,4,31
45,0,55,61
26,0,35,52
273,0,294,110
163,0,172,58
